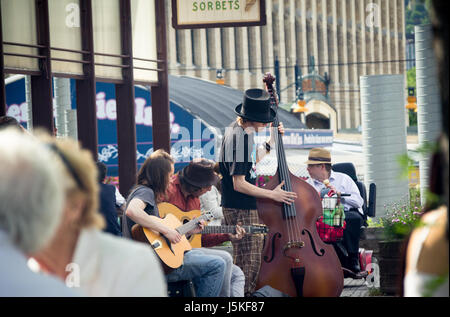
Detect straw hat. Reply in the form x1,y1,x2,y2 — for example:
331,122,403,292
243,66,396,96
304,148,332,165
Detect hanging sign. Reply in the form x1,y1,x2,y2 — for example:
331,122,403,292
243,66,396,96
172,0,266,29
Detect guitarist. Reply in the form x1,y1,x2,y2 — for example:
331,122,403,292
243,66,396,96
164,159,246,297
219,88,298,296
124,150,226,297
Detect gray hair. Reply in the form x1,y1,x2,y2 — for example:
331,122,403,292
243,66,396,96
0,129,66,253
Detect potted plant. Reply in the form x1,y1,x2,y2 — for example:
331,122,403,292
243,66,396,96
376,188,423,295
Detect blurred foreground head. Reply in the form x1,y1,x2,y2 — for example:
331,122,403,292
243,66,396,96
0,129,66,253
37,133,104,233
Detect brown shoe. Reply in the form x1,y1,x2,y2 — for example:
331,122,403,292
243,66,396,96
342,268,368,279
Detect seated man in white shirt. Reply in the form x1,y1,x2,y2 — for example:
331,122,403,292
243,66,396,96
305,148,366,278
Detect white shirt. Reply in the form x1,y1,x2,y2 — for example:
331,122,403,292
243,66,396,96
200,185,224,226
71,228,167,297
0,230,79,297
306,170,364,215
115,187,126,207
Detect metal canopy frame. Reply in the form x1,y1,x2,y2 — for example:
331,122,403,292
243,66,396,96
0,0,170,196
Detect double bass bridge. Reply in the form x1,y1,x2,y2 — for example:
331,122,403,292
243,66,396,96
283,240,305,263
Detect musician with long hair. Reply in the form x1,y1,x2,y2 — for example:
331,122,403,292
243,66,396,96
219,88,297,296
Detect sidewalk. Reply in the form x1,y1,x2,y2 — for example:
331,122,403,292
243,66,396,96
214,245,384,297
335,132,419,145
341,278,371,297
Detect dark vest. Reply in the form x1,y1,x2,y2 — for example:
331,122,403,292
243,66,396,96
99,183,122,236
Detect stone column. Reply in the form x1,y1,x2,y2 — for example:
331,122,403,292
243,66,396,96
298,0,309,78
319,0,330,76
261,0,274,75
398,0,406,76
235,27,250,91
248,26,262,88
272,0,287,102
166,0,178,75
177,29,193,76
366,0,376,75
348,0,360,128
207,28,223,82
221,28,238,88
375,0,383,74
392,0,400,74
358,0,367,77
337,0,351,129
330,0,342,130
285,0,297,101
192,29,209,80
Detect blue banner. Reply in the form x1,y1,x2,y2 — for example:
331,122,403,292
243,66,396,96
5,76,217,177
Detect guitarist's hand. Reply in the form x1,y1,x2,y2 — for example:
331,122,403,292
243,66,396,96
229,223,246,241
271,180,298,205
164,228,182,244
187,219,206,235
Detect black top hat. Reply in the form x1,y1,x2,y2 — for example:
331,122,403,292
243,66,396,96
234,89,276,123
179,159,220,189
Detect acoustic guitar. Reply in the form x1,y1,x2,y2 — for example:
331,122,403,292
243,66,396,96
131,205,214,271
157,202,269,248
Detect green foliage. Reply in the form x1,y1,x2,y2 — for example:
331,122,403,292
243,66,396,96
423,274,449,297
405,0,431,37
408,110,417,126
367,217,384,228
381,188,423,241
407,67,416,88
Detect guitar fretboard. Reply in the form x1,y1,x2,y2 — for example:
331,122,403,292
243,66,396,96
176,213,212,236
202,225,265,235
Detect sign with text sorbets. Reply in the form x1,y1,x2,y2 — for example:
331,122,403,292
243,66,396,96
172,0,266,29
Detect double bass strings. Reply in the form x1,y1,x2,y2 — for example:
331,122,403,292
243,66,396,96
276,128,302,244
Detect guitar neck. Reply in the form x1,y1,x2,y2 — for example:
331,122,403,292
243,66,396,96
176,213,211,236
201,225,259,234
202,225,238,234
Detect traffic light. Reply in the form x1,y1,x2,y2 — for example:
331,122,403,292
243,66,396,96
405,87,417,111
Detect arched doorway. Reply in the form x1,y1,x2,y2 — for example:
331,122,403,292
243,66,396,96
305,112,330,129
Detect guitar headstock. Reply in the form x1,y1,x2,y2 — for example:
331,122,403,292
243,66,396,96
248,224,269,234
200,211,214,223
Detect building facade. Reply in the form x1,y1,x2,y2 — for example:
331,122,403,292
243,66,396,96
165,0,406,130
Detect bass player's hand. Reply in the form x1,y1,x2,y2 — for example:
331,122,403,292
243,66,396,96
271,181,297,205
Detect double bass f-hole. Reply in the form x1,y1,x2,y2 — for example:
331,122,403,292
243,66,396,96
263,232,282,263
302,229,325,257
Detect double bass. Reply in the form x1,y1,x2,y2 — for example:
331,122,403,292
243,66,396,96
256,73,343,297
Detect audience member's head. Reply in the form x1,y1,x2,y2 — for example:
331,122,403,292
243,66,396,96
38,135,104,231
96,161,108,183
0,116,24,132
0,129,66,253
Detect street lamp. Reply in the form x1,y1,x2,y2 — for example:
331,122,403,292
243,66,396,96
216,69,225,85
292,91,308,124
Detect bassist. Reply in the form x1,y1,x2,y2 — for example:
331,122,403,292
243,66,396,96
219,88,298,296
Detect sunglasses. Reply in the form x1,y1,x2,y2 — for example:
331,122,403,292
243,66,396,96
46,143,85,191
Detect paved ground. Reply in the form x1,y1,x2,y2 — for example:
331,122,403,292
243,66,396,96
341,278,371,297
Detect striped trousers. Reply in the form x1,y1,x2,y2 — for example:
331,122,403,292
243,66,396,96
223,207,264,296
